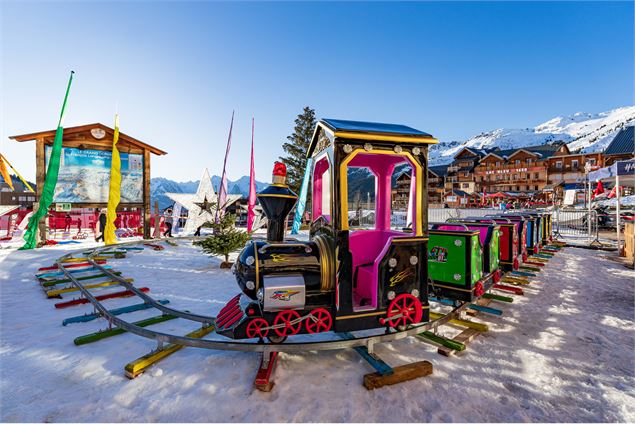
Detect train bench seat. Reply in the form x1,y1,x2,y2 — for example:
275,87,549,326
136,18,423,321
349,229,410,311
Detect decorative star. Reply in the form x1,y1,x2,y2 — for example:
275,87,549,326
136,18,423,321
164,168,242,235
194,195,215,216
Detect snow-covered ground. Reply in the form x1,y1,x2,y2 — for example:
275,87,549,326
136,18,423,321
1,241,634,422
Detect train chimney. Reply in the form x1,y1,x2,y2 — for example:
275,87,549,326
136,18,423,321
257,162,298,242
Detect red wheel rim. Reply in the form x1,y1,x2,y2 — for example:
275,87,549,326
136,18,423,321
246,318,269,339
273,310,302,337
305,308,333,334
385,294,422,328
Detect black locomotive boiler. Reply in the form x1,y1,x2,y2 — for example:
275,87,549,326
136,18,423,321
215,119,438,342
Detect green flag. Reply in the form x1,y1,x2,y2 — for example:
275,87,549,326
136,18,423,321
20,71,74,250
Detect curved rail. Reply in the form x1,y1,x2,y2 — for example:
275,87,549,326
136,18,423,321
56,238,470,354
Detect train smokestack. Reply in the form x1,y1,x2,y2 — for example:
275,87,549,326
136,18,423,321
257,162,298,242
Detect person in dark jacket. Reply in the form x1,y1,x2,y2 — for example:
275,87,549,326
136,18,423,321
95,208,107,242
64,213,72,232
163,210,173,237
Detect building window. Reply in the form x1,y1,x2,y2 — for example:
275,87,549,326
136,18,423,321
534,173,539,179
587,158,596,166
496,161,500,167
571,160,579,169
534,186,539,191
526,158,532,164
556,161,562,169
462,183,469,188
516,186,520,191
515,159,521,165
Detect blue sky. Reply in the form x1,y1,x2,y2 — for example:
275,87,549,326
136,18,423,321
1,1,633,182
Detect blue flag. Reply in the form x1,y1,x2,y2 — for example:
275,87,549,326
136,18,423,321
291,158,313,234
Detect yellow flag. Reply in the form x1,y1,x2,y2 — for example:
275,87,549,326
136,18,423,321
0,154,14,191
104,115,121,245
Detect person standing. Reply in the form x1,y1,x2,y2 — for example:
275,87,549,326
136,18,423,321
95,208,107,242
64,213,72,232
163,209,173,237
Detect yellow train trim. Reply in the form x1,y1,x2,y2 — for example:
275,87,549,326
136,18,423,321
336,305,430,321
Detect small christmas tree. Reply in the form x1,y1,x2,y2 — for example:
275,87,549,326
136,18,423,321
194,213,250,267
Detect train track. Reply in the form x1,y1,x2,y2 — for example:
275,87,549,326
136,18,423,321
54,237,472,355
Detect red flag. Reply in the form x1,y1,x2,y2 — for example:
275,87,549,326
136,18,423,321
592,180,605,200
247,118,256,232
215,111,234,222
607,185,622,199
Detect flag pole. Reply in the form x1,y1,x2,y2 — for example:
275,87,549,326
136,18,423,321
20,71,74,250
104,114,121,245
247,118,256,233
215,111,234,223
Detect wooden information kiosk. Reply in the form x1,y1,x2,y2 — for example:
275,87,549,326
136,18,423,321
10,123,167,241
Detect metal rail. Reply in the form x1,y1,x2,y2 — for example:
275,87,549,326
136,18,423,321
55,238,471,354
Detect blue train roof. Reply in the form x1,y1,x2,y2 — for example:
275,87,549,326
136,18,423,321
321,118,433,138
308,118,437,157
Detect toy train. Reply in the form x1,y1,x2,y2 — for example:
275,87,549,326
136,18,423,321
214,118,554,343
216,119,437,342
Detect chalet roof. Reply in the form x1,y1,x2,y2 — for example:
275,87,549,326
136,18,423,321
9,123,167,156
494,143,565,161
429,164,449,177
308,118,437,157
604,126,634,156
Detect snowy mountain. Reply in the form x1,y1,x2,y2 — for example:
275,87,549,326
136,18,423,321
151,176,267,210
429,106,635,164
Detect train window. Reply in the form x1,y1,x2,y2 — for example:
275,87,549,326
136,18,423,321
391,164,413,230
347,167,376,230
312,156,332,223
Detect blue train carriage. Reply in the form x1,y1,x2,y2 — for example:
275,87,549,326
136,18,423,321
427,221,500,303
216,119,438,342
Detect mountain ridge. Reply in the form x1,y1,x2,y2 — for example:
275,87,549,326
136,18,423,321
429,105,635,164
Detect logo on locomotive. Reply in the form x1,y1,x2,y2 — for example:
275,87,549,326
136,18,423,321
270,290,301,301
269,253,305,263
389,268,414,287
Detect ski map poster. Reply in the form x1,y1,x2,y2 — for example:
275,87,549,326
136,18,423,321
44,146,143,203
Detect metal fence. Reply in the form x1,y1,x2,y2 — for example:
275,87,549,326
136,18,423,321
552,208,600,244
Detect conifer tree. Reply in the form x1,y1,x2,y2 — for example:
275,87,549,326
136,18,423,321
194,213,250,267
279,106,317,193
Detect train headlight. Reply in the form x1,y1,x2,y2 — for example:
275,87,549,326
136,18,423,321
245,255,255,266
409,255,418,265
412,147,421,155
393,145,403,153
411,289,420,298
388,258,398,268
387,291,396,300
246,280,255,290
256,288,264,301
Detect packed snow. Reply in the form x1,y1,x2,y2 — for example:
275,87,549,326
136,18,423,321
0,240,634,422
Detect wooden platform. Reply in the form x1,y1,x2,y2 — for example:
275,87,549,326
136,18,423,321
363,361,433,390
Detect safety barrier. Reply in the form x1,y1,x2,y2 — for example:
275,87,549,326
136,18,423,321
552,208,600,245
